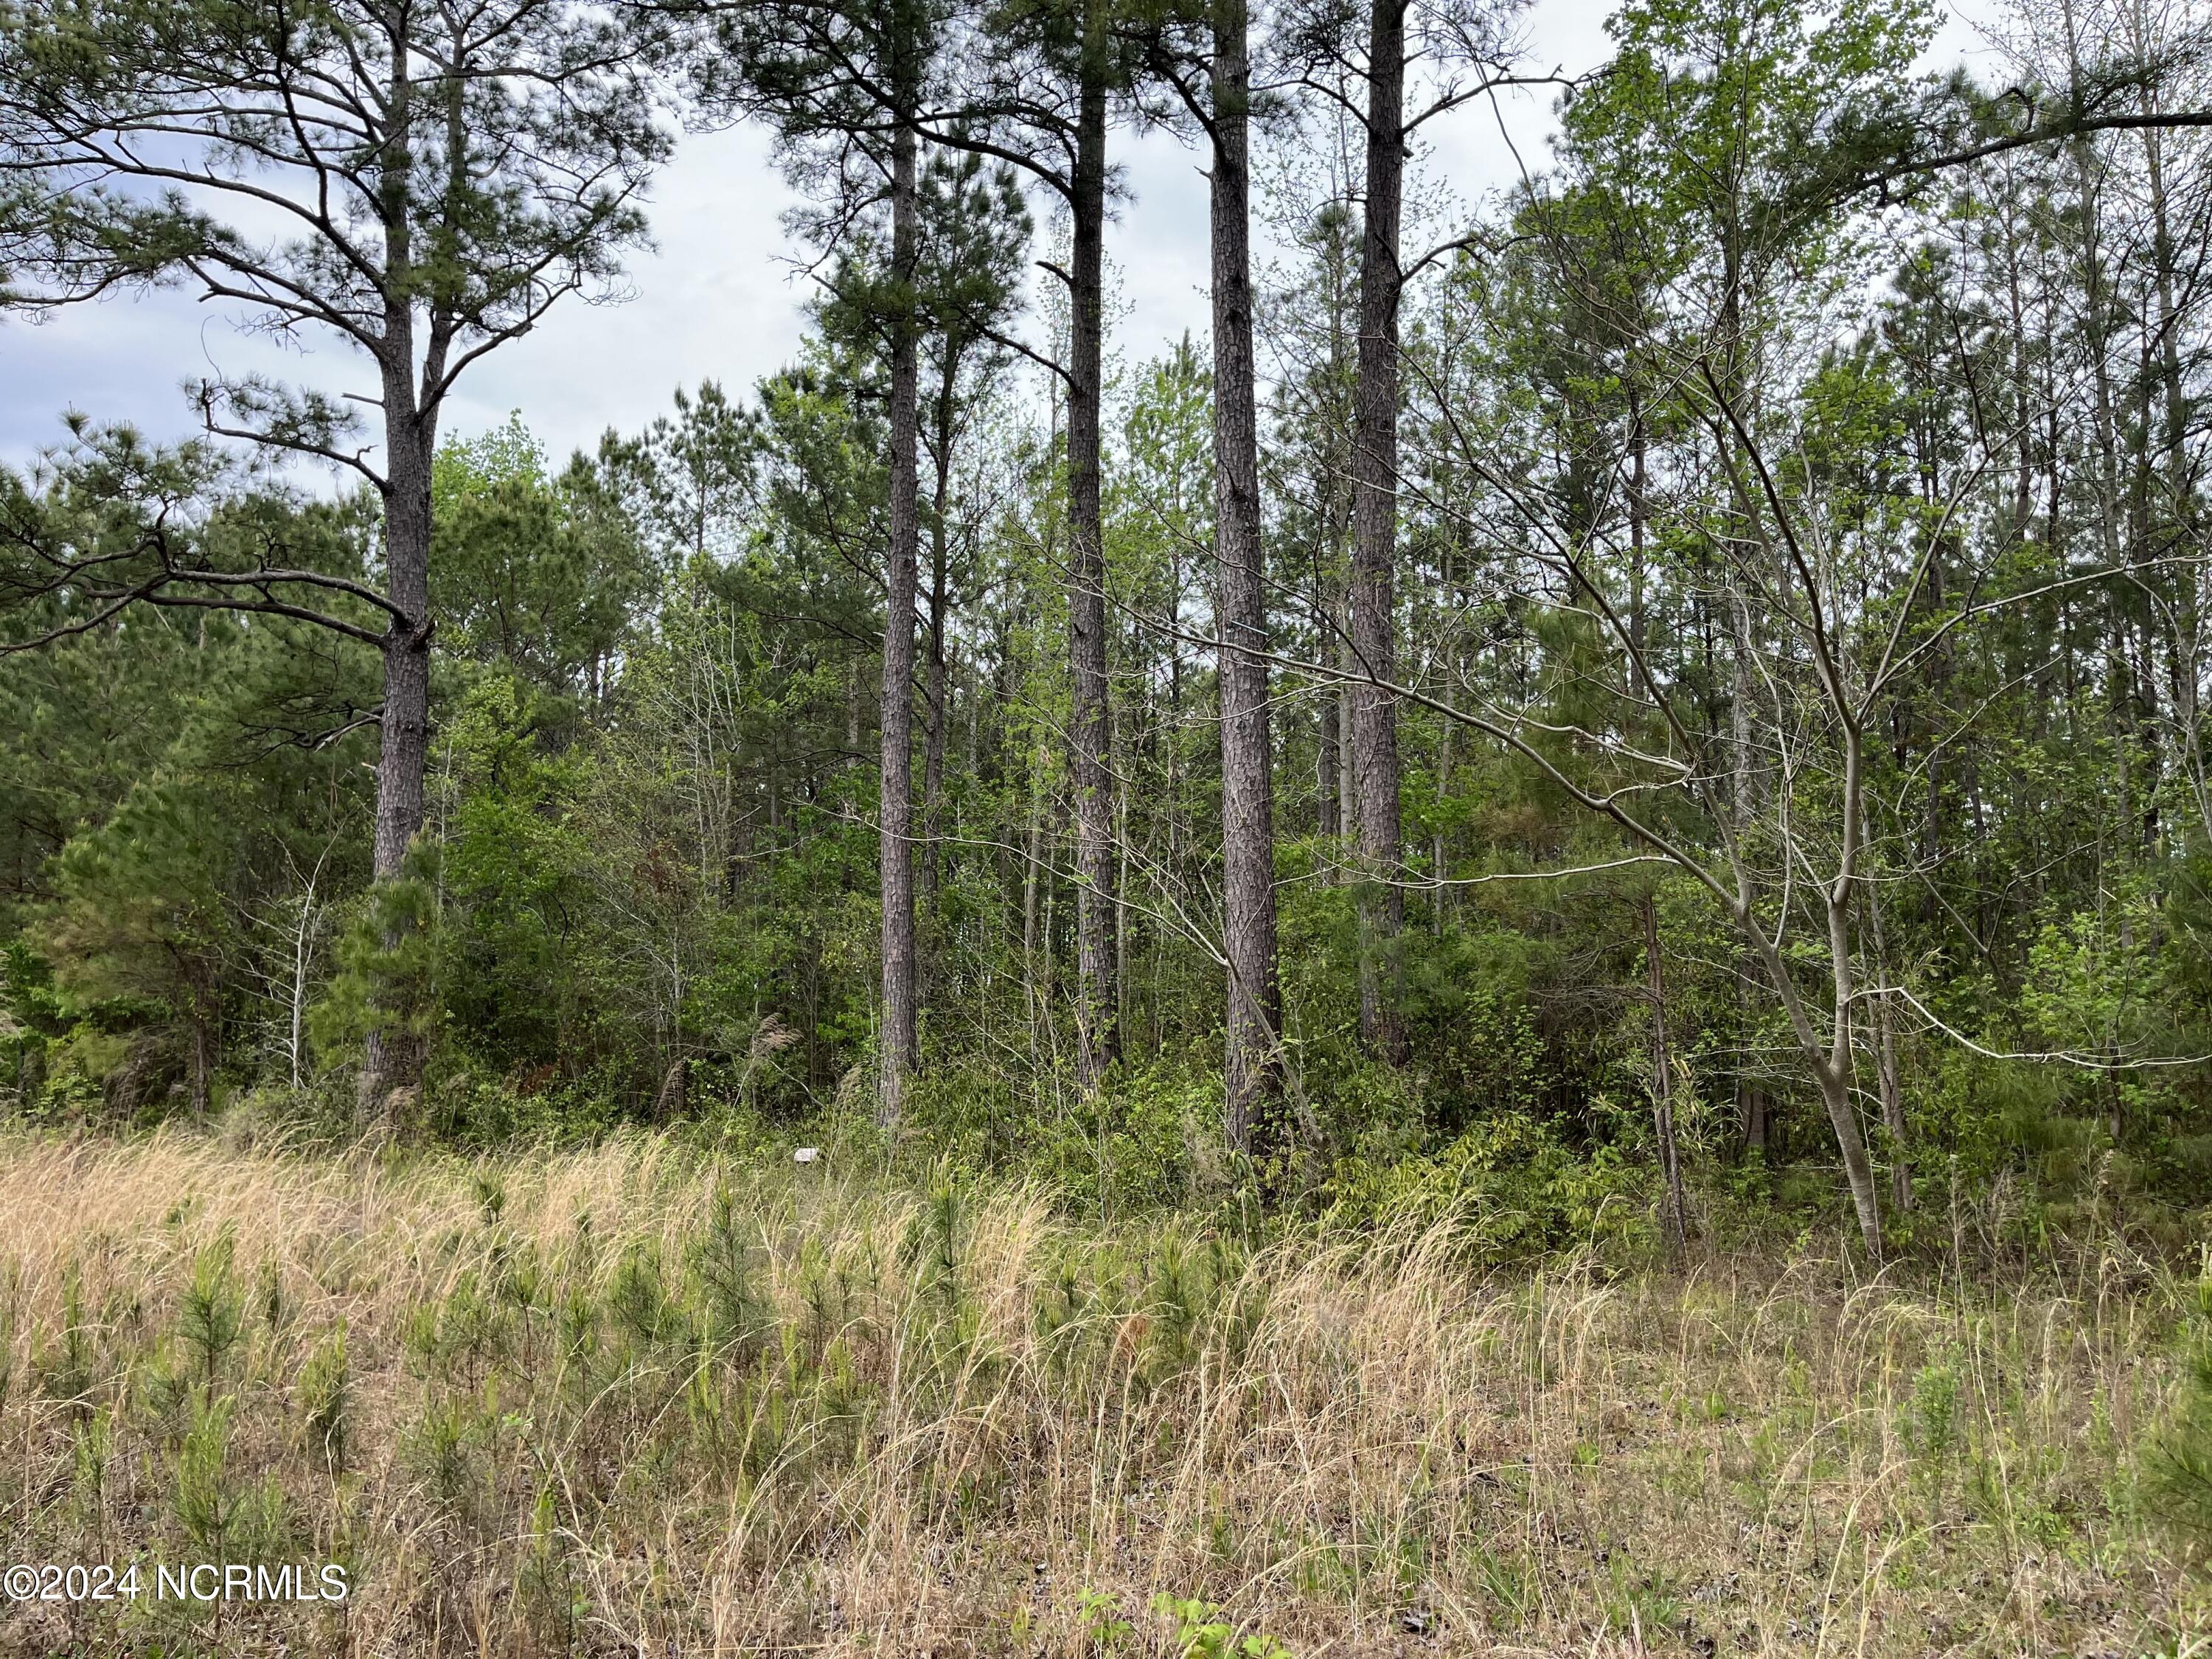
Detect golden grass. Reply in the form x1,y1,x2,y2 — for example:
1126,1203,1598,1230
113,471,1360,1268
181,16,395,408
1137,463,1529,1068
0,1126,2198,1657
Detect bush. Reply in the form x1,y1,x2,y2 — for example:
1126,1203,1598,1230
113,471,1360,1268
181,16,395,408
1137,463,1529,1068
1319,1110,1649,1257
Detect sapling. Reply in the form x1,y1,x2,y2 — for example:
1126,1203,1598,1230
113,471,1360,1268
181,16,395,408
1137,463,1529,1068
178,1231,243,1394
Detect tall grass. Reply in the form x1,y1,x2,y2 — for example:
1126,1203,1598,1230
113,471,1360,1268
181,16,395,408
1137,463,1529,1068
0,1126,2199,1655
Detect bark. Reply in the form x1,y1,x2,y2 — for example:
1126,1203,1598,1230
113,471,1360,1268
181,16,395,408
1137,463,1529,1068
1315,669,1341,838
1210,0,1283,1155
1643,897,1686,1254
1816,1057,1884,1256
1352,0,1407,1064
877,114,922,1127
358,389,436,1123
1733,889,1882,1256
188,992,215,1119
922,394,954,905
1728,592,1767,1156
1068,28,1119,1086
1820,730,1886,1257
1023,740,1048,1071
1337,643,1357,858
1859,817,1912,1214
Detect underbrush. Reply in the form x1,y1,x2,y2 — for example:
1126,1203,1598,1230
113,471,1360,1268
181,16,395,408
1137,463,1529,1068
0,1126,2204,1655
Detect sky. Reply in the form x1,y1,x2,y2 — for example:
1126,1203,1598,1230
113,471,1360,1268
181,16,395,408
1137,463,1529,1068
0,0,1993,477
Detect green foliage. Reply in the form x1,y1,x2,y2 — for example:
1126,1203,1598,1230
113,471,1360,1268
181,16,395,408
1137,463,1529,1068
433,416,655,695
296,1323,349,1473
1904,1357,1963,1515
5,0,2212,1273
310,849,444,1079
172,1391,237,1554
1150,1593,1293,1659
1077,1586,1134,1652
178,1230,244,1394
1322,1113,1649,1256
2143,1257,2212,1569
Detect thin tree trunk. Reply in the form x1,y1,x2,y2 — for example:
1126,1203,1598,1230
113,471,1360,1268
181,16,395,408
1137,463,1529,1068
1818,1060,1883,1255
1068,27,1119,1086
922,404,954,906
1820,729,1885,1257
1352,0,1407,1064
878,114,922,1128
1728,592,1767,1156
288,872,320,1090
1859,815,1913,1214
188,992,214,1119
1338,633,1356,862
1643,896,1686,1254
1316,670,1340,838
1023,740,1048,1073
1211,0,1283,1155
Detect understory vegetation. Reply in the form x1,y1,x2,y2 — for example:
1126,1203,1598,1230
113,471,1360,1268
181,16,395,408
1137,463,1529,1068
0,1128,2208,1656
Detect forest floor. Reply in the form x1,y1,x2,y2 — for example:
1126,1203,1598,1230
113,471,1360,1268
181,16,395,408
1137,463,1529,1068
0,1127,2202,1658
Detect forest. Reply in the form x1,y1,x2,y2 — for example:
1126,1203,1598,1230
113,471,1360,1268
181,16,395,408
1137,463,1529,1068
5,0,2212,1647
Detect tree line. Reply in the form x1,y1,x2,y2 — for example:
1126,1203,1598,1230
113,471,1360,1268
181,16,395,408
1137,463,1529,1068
4,0,2212,1254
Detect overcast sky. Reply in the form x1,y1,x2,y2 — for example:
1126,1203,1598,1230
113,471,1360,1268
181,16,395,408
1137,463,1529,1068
0,0,1992,476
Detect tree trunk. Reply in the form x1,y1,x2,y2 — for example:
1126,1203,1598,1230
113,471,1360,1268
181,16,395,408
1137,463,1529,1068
359,405,436,1124
878,114,922,1128
1315,668,1340,839
1643,896,1686,1254
1351,0,1407,1064
1211,0,1283,1156
188,1000,214,1119
922,401,954,906
289,884,317,1090
1859,817,1912,1214
1068,27,1119,1087
1818,1057,1885,1258
1728,593,1765,1158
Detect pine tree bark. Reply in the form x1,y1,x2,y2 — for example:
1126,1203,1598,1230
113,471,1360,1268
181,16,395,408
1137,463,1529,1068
1351,0,1407,1064
1068,24,1119,1087
877,114,922,1127
1210,0,1282,1155
357,38,440,1126
358,371,437,1123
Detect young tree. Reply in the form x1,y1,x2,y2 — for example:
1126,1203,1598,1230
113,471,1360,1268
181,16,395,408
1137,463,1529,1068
0,0,667,1116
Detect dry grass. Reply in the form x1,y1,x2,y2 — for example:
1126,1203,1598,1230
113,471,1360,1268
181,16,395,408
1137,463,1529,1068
0,1126,2200,1657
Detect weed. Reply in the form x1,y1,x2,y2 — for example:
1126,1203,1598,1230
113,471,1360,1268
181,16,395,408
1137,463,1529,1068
2144,1254,2212,1568
295,1322,347,1473
172,1391,236,1554
1906,1358,1964,1516
1152,1593,1293,1659
1077,1586,1133,1653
